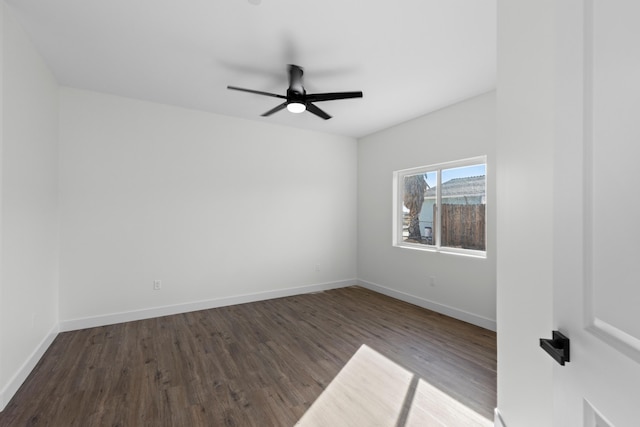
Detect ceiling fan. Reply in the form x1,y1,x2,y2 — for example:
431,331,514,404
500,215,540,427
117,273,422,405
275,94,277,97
227,64,363,120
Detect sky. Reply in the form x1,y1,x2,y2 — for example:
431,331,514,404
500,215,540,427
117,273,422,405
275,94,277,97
423,164,486,188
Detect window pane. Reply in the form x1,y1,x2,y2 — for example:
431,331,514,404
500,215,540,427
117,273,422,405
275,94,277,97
402,171,436,245
394,156,486,256
440,164,486,250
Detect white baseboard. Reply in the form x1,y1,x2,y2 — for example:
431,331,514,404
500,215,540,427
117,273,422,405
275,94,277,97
357,279,496,332
494,408,506,427
59,279,356,332
0,323,59,412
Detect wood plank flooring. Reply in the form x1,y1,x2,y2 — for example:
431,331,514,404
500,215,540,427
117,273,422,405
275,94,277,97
0,286,496,426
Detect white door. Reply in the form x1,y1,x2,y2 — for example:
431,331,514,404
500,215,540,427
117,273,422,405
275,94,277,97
552,0,640,425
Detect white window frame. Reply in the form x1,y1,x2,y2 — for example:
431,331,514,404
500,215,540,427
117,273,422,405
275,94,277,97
392,155,487,258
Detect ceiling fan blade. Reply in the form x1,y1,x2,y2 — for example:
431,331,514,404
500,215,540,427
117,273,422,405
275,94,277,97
227,86,286,99
306,91,363,103
306,103,332,120
261,102,288,117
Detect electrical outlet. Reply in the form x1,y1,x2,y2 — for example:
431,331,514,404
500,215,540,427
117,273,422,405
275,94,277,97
315,264,320,272
153,280,162,290
429,276,436,287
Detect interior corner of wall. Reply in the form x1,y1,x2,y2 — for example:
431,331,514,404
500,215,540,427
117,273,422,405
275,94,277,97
494,408,507,427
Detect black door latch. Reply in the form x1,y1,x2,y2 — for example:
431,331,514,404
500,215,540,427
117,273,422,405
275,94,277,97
540,330,570,365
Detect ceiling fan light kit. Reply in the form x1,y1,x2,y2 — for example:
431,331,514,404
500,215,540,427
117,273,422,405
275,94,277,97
227,64,363,120
286,102,306,113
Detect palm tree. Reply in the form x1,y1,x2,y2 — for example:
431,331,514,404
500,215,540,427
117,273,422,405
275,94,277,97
403,174,429,241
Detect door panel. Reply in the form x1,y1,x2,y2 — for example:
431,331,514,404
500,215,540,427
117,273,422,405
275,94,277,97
554,0,640,426
586,0,640,360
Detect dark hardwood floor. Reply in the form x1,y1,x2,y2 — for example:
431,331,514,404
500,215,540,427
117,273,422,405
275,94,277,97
0,286,496,426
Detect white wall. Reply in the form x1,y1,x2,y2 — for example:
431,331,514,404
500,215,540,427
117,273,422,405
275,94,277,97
58,88,358,327
357,92,496,330
495,0,554,425
0,3,59,410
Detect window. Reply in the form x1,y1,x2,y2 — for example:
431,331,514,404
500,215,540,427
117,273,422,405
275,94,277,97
393,156,487,257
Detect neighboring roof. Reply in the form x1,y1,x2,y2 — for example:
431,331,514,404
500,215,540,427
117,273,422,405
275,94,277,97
424,175,485,198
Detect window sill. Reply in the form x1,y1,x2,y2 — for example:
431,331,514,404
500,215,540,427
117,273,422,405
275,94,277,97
393,242,487,259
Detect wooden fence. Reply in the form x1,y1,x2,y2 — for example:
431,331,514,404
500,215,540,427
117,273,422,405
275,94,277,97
436,204,485,250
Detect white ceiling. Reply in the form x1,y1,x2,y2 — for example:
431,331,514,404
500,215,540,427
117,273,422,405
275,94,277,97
5,0,496,139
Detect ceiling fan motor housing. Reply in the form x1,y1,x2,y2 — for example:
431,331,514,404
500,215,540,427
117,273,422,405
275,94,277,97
286,88,305,104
